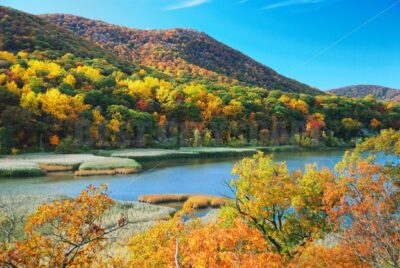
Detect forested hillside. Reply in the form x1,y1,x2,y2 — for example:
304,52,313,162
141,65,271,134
1,49,399,153
42,14,321,94
0,6,138,73
0,6,399,154
329,85,400,102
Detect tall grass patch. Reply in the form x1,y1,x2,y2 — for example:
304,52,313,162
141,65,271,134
0,160,45,177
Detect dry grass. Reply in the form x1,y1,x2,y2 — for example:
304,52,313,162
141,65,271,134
74,168,139,176
39,164,74,172
0,195,174,242
138,194,191,204
138,194,227,208
185,195,227,209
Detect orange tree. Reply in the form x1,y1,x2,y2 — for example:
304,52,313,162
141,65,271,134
0,185,127,267
127,208,282,268
323,129,400,267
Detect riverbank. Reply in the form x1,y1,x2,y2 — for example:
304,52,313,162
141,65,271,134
0,146,347,178
0,154,141,178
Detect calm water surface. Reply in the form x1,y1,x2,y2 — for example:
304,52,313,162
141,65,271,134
0,150,352,200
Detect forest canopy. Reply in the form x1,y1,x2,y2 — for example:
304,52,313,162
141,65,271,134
0,50,399,153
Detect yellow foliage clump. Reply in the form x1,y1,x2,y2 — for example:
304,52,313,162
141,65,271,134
27,60,65,79
20,91,42,115
74,65,102,82
63,74,76,87
0,51,17,63
41,89,90,120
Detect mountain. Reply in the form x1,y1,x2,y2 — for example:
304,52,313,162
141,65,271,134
0,6,135,72
329,85,400,102
42,14,322,95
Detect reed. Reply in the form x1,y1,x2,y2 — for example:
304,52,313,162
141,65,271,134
138,194,227,208
0,194,174,242
78,158,141,171
0,160,45,177
138,194,191,204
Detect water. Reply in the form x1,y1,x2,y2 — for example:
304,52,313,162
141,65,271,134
0,150,351,200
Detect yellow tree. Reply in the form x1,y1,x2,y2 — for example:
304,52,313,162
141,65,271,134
228,152,336,256
40,89,90,120
20,91,42,116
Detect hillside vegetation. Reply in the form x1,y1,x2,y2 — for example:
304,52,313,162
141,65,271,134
0,50,399,154
329,85,400,102
0,6,399,154
42,14,321,94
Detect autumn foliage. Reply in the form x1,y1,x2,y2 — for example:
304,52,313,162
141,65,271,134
0,185,126,267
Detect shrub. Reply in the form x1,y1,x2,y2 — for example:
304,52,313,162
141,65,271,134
55,136,80,153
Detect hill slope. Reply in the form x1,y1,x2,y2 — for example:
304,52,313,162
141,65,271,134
329,85,400,102
42,14,321,95
0,6,134,72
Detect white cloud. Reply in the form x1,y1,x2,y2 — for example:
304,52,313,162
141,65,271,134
165,0,210,10
263,0,324,10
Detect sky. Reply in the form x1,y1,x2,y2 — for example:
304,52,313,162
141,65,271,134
2,0,400,90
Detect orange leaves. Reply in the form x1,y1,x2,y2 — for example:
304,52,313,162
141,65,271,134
128,216,282,268
181,219,282,268
279,95,309,114
1,185,119,267
49,135,60,146
306,113,325,133
292,241,369,268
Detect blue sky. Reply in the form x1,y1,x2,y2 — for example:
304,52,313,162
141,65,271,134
2,0,400,90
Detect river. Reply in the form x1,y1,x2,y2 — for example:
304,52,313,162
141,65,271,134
0,150,355,200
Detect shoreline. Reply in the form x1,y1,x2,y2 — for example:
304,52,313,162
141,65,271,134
0,145,348,178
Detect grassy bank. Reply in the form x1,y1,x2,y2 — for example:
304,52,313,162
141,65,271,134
0,153,142,178
0,160,45,177
95,147,268,162
95,149,197,161
75,158,141,176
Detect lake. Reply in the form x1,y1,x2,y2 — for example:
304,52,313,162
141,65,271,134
0,150,352,200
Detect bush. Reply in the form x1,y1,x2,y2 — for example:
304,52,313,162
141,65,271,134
55,136,80,153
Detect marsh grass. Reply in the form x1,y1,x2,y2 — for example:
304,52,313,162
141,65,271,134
74,158,141,176
101,149,196,161
0,160,45,177
1,154,142,177
185,195,226,209
9,153,106,168
138,194,191,204
0,195,65,241
78,158,141,171
138,194,227,209
103,201,175,240
0,195,174,243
